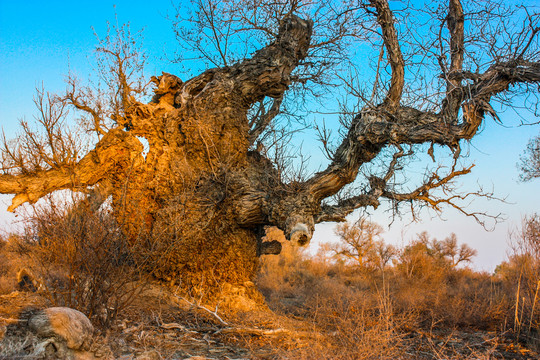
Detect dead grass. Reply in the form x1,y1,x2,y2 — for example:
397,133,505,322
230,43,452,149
0,332,41,360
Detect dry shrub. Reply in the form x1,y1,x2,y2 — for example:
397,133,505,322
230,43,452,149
0,235,31,295
494,214,540,348
389,266,508,330
0,331,41,359
257,227,315,310
19,196,149,327
0,248,12,295
442,269,509,328
258,234,407,359
319,222,503,329
0,276,15,296
295,279,406,359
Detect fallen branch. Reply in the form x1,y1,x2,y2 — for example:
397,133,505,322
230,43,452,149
215,327,290,336
177,295,229,326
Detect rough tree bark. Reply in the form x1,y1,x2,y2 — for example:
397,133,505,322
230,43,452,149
1,0,539,291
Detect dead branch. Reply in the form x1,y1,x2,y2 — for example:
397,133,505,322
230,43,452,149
0,129,143,212
177,295,229,326
370,0,404,112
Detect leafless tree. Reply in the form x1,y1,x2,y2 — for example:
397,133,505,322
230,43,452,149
396,231,476,279
1,0,539,289
332,217,395,270
519,133,540,181
439,233,477,267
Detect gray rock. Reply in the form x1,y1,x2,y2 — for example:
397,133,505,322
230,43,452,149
28,307,95,359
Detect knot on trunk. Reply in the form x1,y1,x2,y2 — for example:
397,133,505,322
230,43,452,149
289,222,311,246
284,214,314,247
260,239,283,255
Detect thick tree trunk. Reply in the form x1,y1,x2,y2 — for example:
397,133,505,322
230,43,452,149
99,16,315,288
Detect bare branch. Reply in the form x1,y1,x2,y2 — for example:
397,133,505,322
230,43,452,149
61,76,108,136
1,88,83,175
519,132,540,181
315,145,412,222
441,0,465,121
0,129,143,212
248,96,283,146
380,162,504,229
370,0,404,112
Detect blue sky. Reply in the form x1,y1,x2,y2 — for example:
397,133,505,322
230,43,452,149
1,0,539,271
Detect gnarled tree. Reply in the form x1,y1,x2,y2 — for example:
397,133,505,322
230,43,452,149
1,0,539,292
